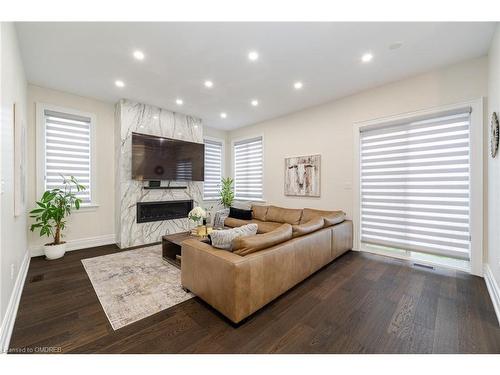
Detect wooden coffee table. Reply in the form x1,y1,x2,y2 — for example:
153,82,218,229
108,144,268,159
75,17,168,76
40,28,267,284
162,232,209,269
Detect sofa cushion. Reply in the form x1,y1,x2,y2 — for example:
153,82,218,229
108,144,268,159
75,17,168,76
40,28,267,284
224,217,281,234
292,216,324,238
229,206,252,220
266,205,303,225
232,223,292,256
301,208,346,227
252,204,269,221
210,224,258,251
254,221,282,234
224,217,251,228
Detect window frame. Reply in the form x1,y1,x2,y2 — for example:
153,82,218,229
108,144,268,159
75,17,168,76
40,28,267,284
36,102,98,210
231,134,265,202
203,136,225,201
352,99,483,276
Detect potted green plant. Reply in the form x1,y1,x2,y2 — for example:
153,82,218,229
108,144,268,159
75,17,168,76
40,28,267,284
29,175,86,260
219,177,234,208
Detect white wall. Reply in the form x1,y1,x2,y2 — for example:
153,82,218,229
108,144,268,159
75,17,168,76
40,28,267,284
228,57,488,219
0,22,28,341
26,85,116,254
487,25,500,307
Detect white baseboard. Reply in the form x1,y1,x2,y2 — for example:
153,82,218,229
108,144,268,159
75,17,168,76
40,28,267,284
29,234,116,257
484,263,500,327
0,250,30,353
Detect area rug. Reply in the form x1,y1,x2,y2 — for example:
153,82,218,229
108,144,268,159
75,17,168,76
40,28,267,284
81,245,193,330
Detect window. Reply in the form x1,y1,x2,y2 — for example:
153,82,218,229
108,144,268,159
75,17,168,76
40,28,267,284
203,138,224,200
359,109,471,261
233,136,263,200
37,104,95,206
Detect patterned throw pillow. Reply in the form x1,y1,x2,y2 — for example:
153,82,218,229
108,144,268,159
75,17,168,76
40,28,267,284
210,224,258,251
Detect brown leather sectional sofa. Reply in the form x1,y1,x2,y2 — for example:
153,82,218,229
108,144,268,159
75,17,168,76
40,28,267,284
181,205,353,323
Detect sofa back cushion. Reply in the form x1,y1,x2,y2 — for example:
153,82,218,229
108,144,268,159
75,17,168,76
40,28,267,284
251,204,269,221
229,206,252,220
210,224,258,250
292,216,324,238
232,223,292,256
301,208,346,227
266,205,303,225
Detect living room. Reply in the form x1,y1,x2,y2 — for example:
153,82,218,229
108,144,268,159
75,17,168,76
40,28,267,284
1,0,500,371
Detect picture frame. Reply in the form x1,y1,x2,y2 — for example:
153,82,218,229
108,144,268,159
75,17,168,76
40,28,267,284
284,154,321,197
14,102,27,217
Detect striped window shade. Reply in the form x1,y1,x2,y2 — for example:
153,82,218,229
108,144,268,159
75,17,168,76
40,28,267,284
360,109,471,261
234,136,263,200
203,138,223,200
43,109,92,204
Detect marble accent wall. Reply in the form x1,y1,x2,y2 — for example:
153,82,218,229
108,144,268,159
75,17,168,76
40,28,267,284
115,99,203,248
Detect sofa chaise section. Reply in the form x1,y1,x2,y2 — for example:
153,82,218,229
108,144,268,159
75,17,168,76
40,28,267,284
181,217,353,323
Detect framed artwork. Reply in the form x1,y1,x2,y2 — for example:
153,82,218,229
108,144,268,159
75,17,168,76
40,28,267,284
14,103,26,216
284,154,321,197
491,111,499,158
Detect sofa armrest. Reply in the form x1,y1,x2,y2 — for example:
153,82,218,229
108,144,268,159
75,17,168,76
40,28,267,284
181,239,249,322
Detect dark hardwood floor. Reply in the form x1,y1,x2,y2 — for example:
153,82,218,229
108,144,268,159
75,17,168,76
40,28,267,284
8,244,500,353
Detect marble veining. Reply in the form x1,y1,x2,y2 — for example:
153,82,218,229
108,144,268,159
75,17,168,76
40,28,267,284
115,99,203,248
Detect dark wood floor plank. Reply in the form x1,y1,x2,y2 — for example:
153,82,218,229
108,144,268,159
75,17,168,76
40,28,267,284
8,245,500,354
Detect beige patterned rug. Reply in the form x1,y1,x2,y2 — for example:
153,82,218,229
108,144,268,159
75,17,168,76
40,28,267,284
81,245,193,330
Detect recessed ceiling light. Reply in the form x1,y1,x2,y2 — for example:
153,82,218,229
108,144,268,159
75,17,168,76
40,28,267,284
133,50,145,60
389,42,403,50
204,80,214,88
153,115,158,120
361,52,374,63
251,99,259,106
176,99,183,105
220,112,227,119
115,80,125,88
293,81,303,90
248,51,259,61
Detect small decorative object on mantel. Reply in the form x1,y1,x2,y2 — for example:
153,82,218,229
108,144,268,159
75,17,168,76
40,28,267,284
491,112,499,158
188,206,207,236
284,154,321,197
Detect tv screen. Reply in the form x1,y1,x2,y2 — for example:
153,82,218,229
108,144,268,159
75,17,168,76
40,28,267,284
132,132,204,181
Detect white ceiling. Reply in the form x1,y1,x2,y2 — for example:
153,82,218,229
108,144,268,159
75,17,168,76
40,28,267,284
16,22,496,130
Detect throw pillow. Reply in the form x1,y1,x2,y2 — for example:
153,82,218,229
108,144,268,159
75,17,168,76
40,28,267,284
210,224,258,251
229,206,253,220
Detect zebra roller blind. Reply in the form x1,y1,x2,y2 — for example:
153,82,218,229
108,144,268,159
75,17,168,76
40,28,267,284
234,136,263,200
203,138,223,200
44,109,92,204
360,109,471,261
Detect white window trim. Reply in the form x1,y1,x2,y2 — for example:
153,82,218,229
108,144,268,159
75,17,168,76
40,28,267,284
203,135,225,201
231,134,265,202
36,102,98,211
352,98,484,276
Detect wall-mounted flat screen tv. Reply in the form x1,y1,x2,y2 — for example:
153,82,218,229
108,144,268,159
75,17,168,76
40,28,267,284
132,132,204,181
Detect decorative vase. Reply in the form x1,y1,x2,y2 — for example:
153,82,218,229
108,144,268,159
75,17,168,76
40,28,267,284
197,225,207,237
44,242,66,260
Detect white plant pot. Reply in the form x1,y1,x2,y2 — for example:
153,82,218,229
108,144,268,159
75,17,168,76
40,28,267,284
44,242,66,260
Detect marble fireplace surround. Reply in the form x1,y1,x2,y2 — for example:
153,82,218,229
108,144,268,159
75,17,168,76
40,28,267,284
115,99,203,249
